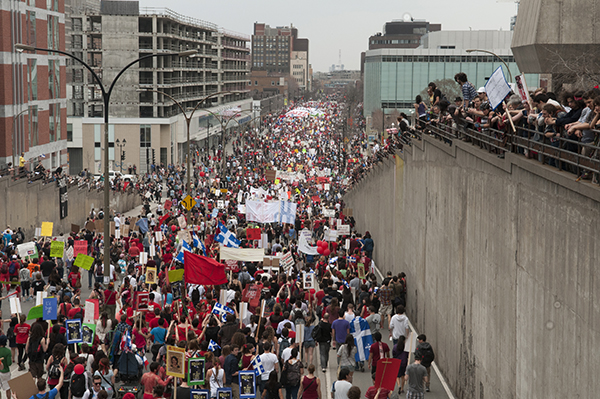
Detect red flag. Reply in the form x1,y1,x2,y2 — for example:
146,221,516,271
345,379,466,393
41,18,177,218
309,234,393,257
311,195,321,203
183,251,228,286
247,228,261,240
375,358,401,390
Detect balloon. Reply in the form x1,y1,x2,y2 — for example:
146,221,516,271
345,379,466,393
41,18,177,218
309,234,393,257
323,248,330,256
317,240,324,247
317,246,324,255
199,171,205,177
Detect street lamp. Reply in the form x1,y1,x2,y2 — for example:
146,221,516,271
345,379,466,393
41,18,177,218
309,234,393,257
466,49,513,82
115,138,126,173
202,109,252,172
16,43,198,277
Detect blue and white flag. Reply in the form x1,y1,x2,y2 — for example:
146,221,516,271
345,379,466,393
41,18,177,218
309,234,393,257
208,339,221,351
135,218,149,234
350,317,373,362
212,302,234,322
276,201,297,225
192,233,207,256
215,222,240,248
160,224,169,236
251,355,266,376
175,240,192,263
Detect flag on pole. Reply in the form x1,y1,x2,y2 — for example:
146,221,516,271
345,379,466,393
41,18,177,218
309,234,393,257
192,233,207,256
175,240,192,263
212,302,234,322
183,251,228,286
215,222,241,248
251,355,266,376
208,339,221,351
350,317,373,362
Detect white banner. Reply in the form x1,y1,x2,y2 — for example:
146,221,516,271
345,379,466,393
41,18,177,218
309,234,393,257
220,246,265,262
298,229,319,255
246,200,280,223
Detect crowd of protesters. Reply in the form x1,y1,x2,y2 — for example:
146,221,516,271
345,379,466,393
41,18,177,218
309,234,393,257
0,97,437,399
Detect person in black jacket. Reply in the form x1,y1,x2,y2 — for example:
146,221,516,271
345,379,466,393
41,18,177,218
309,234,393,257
314,313,332,373
415,334,435,392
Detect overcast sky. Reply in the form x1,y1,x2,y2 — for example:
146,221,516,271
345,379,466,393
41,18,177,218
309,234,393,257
138,0,519,72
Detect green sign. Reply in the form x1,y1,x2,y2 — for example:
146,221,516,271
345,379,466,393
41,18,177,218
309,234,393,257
50,241,65,258
74,254,95,270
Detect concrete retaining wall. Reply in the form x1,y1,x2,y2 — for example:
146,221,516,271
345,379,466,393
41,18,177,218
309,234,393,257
0,177,142,239
344,136,600,399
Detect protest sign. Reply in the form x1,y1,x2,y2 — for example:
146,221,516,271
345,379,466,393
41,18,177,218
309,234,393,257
188,358,206,385
74,254,94,270
485,66,512,110
74,240,87,256
66,319,82,343
374,358,402,390
50,241,64,258
41,222,53,237
166,345,186,378
17,242,38,260
239,371,256,399
43,297,57,320
168,269,184,283
8,372,38,399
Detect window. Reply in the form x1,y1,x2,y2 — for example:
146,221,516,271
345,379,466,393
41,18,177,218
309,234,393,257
49,103,60,142
72,18,82,31
67,123,73,142
26,11,36,46
48,59,60,99
29,105,38,147
47,15,59,50
27,59,37,100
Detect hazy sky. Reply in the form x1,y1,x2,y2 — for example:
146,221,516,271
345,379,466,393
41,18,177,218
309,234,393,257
138,0,519,72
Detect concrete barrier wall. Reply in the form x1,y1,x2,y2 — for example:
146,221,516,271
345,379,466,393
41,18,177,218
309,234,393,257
0,177,143,239
344,136,600,399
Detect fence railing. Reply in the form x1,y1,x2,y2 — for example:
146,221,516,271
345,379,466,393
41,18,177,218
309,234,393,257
414,119,600,182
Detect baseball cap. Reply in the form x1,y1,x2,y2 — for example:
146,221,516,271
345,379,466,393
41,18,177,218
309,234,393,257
477,87,486,93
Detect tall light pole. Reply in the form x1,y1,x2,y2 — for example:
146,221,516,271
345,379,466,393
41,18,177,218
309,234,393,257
16,43,197,277
138,89,230,220
115,138,126,173
202,109,252,172
466,49,513,82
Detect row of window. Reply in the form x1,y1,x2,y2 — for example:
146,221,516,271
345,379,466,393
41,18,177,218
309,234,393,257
367,55,516,63
26,104,61,148
370,39,419,45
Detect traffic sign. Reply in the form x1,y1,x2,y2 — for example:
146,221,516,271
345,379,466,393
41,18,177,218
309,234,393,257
181,195,196,211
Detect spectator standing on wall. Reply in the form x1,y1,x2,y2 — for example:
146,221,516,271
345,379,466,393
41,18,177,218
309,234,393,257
454,72,478,110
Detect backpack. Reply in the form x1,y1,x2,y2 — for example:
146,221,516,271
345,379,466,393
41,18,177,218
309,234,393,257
191,288,200,304
278,337,290,359
48,359,62,379
96,263,104,277
311,323,322,341
8,261,17,275
285,361,301,386
70,373,87,397
28,339,44,362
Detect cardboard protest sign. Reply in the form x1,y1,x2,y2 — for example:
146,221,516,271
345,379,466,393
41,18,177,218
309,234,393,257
9,295,21,315
50,241,65,258
85,221,95,231
166,345,186,378
168,269,184,283
84,299,99,324
17,242,38,260
135,291,150,311
74,240,87,256
375,358,402,391
164,199,173,210
8,372,38,399
71,224,80,233
74,254,95,270
146,267,157,284
66,319,82,343
265,170,277,181
81,323,96,346
41,222,53,237
188,358,206,385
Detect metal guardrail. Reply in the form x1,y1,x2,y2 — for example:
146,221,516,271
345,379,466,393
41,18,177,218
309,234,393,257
415,119,600,182
139,7,218,31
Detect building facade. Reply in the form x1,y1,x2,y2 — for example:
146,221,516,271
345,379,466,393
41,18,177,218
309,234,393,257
363,30,539,117
368,18,441,50
65,1,251,174
1,0,68,170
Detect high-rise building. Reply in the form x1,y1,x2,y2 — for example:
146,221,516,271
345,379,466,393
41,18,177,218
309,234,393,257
251,23,310,97
368,17,441,50
65,1,251,174
1,0,68,170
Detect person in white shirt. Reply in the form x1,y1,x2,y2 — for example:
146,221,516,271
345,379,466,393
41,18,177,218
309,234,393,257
331,368,353,399
389,305,410,346
344,304,356,322
258,342,279,392
114,214,121,229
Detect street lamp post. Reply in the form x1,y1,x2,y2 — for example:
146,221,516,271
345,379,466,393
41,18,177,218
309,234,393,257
202,109,252,172
16,43,197,277
466,49,513,82
138,89,230,220
115,138,126,173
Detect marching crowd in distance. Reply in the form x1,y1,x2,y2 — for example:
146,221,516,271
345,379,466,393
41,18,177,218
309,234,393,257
410,74,600,181
0,97,437,399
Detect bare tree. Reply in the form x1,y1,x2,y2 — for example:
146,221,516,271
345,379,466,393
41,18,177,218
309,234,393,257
546,46,600,93
418,78,462,105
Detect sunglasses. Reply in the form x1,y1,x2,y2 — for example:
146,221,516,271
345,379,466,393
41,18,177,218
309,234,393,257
94,383,102,386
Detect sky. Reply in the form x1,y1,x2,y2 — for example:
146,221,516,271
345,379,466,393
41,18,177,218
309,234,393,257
138,0,519,72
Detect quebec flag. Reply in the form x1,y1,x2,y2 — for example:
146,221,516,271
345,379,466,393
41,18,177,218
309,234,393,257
175,240,192,263
215,222,240,248
212,302,234,322
350,317,373,362
251,355,266,376
275,201,297,225
208,339,221,351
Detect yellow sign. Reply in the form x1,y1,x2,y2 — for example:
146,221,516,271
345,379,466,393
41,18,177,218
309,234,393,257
166,345,186,378
41,222,53,237
220,188,228,193
181,195,197,211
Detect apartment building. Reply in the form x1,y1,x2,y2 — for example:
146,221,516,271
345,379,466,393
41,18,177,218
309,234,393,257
1,0,67,170
65,1,251,174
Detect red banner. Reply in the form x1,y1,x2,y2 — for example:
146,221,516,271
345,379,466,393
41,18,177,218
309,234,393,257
247,228,261,240
224,259,239,272
242,284,261,308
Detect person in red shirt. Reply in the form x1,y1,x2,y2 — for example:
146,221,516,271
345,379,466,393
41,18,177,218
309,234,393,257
365,374,390,399
368,331,390,375
15,314,30,370
67,298,83,319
